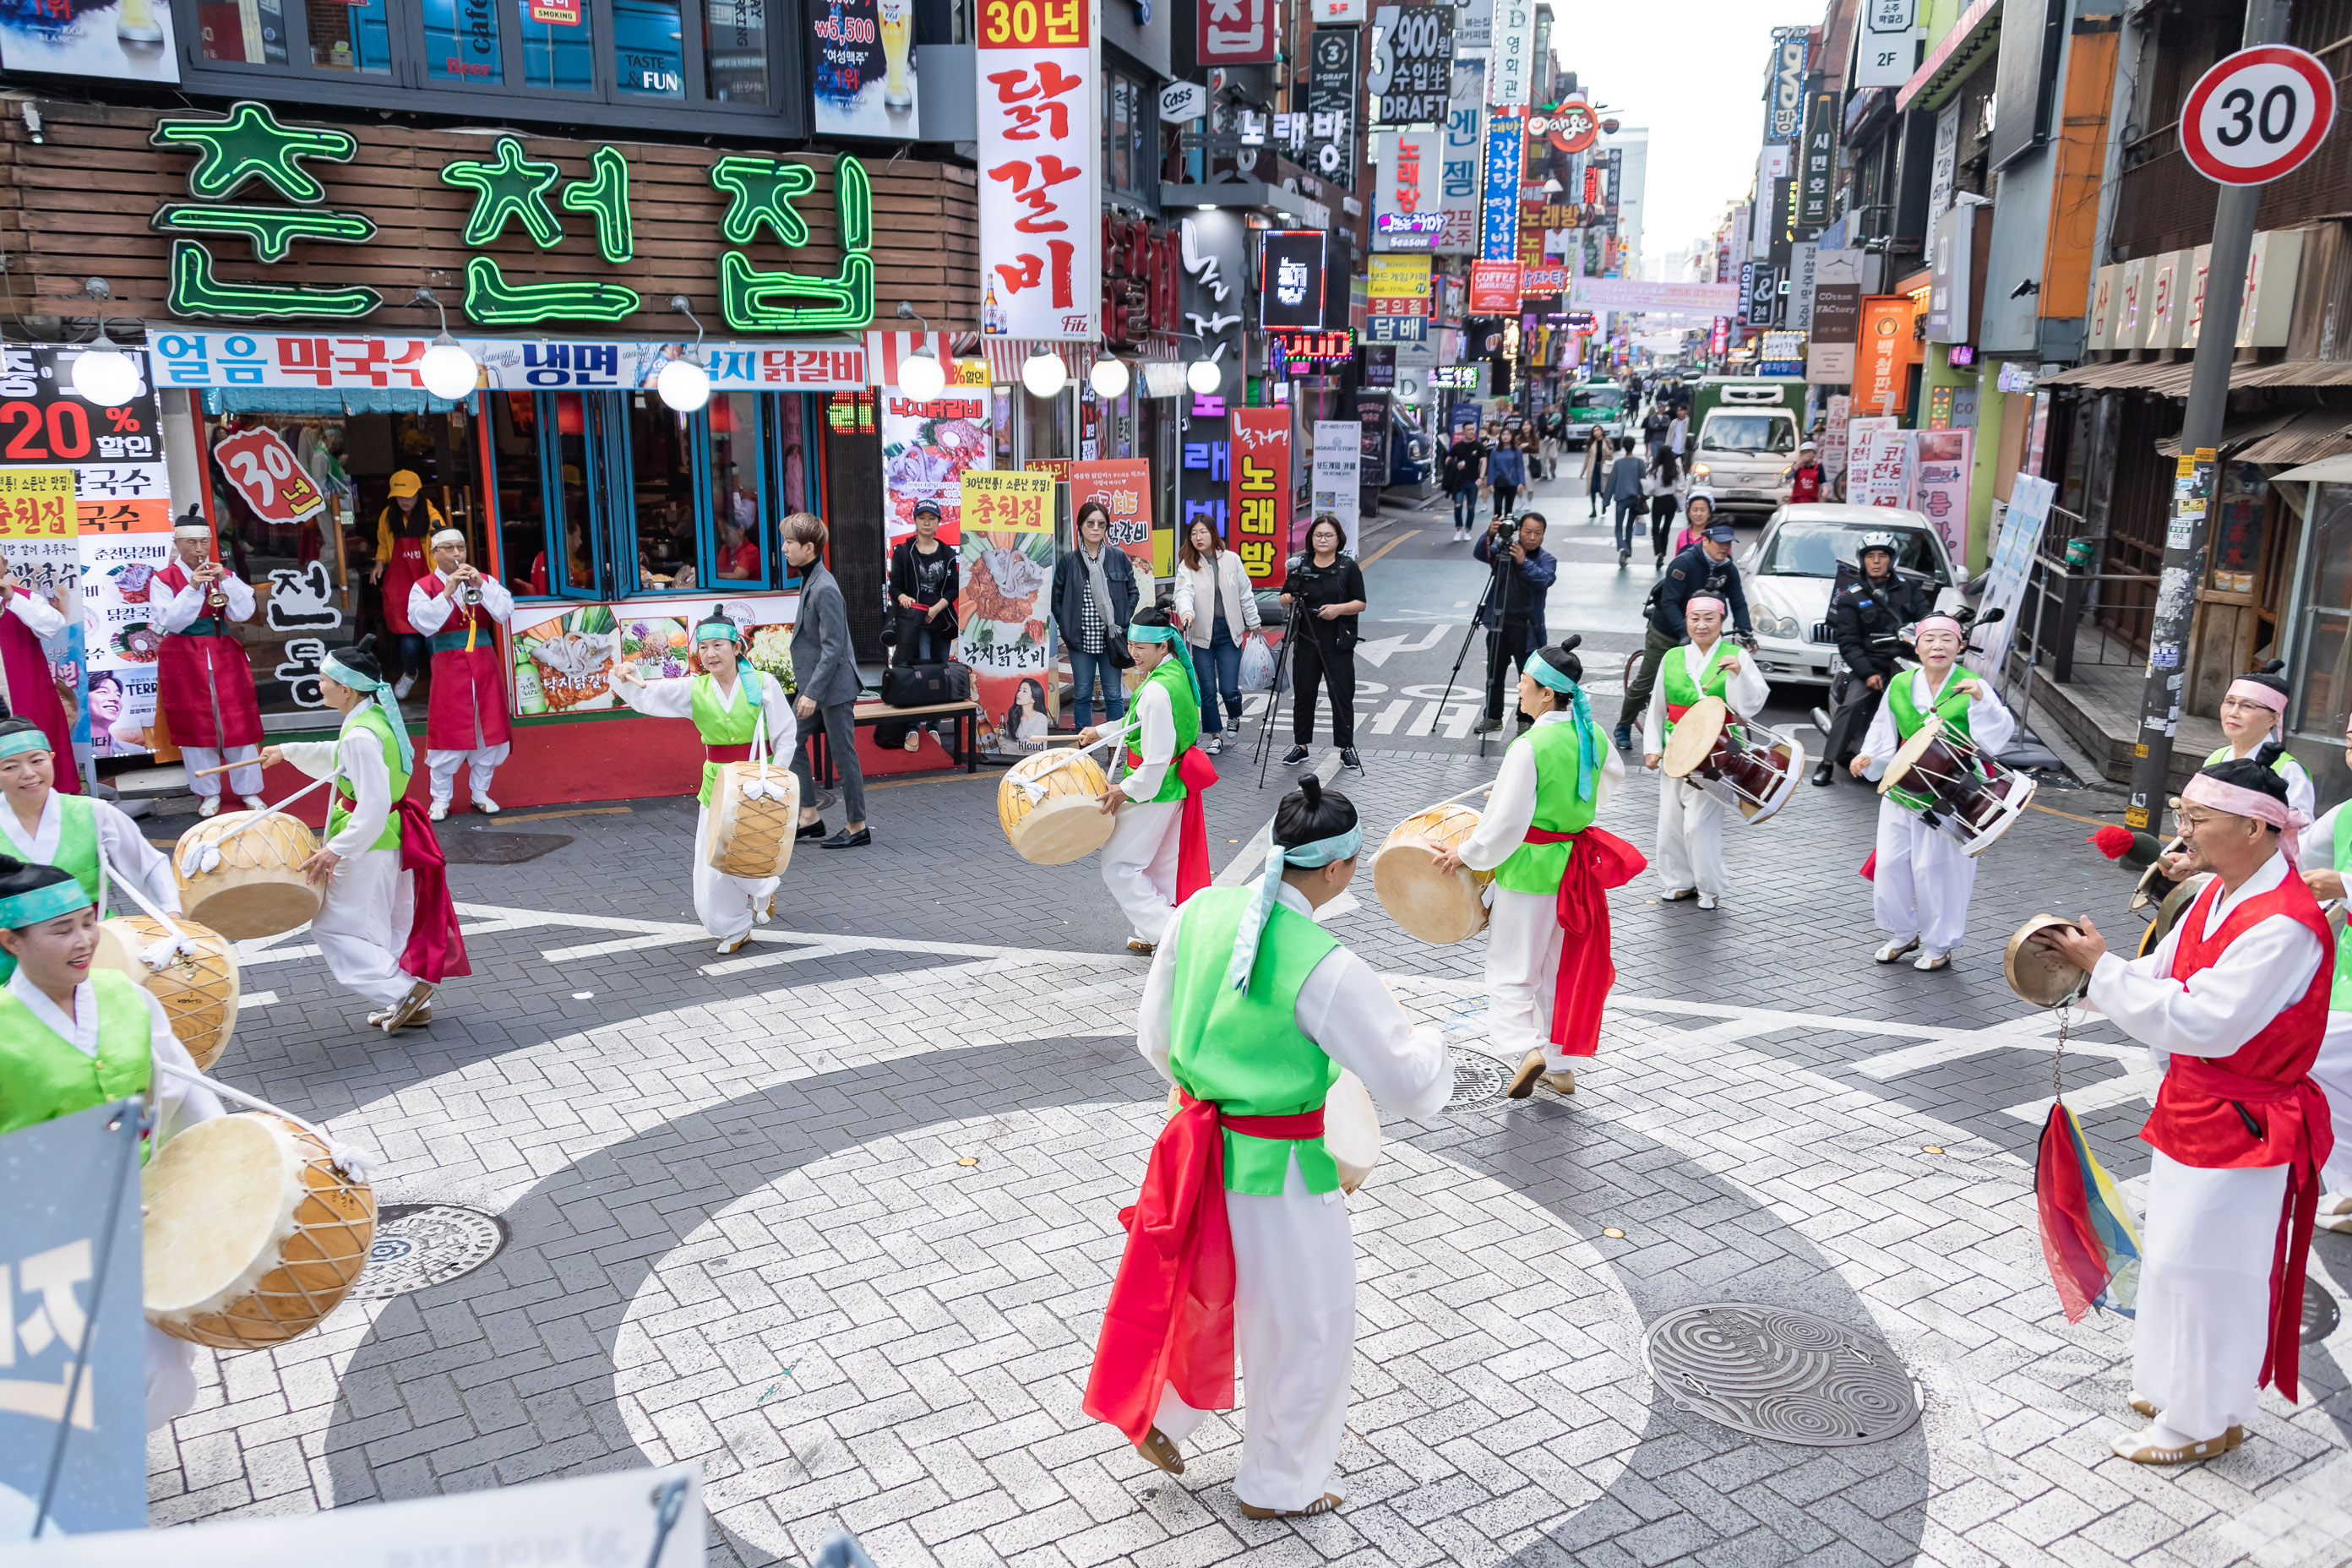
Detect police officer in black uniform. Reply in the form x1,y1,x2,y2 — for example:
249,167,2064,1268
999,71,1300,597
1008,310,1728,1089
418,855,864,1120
1812,529,1936,785
1614,518,1752,750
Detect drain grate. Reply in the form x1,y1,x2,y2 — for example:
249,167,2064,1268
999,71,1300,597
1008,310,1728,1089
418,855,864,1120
2306,1277,2342,1344
441,831,574,865
346,1202,509,1299
1641,1302,1920,1446
1448,1051,1512,1109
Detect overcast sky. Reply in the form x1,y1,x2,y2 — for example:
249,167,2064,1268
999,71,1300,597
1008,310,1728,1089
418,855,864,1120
1568,3,1822,265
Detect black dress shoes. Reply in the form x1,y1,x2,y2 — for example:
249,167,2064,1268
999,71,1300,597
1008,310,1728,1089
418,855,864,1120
1810,760,1836,787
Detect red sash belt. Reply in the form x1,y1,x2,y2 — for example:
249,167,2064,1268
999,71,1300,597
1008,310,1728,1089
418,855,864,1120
1082,1090,1323,1444
705,743,754,765
393,795,470,984
1522,825,1647,1056
1665,702,1691,726
1124,745,1220,906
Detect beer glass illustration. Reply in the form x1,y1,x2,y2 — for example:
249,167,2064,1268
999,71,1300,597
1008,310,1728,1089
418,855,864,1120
877,0,913,110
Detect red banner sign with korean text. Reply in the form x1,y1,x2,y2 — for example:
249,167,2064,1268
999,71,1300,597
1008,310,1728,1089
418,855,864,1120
1228,408,1290,590
977,0,1100,340
1070,458,1153,575
210,427,326,525
1198,0,1274,63
1467,259,1522,314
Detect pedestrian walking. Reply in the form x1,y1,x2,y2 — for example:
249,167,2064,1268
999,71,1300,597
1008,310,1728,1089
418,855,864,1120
1442,423,1488,542
1487,435,1525,525
1280,515,1366,770
1537,410,1562,481
1646,449,1682,569
1606,438,1647,567
1052,499,1143,732
1788,442,1826,503
1582,423,1610,519
1473,511,1554,732
1615,514,1751,751
1171,517,1262,756
781,512,870,850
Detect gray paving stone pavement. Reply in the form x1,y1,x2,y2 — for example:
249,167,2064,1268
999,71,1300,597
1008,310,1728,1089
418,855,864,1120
140,476,2352,1565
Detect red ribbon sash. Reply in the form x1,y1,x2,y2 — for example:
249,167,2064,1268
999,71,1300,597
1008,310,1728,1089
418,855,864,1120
394,794,471,984
1521,825,1646,1055
705,743,754,765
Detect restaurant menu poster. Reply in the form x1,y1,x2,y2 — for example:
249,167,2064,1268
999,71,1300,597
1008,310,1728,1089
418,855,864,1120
881,389,991,553
956,470,1056,754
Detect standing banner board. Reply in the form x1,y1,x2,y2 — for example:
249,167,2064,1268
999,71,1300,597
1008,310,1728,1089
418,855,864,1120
1908,427,1973,564
0,1102,148,1537
1069,458,1154,579
1981,475,2054,678
957,469,1056,754
977,0,1098,340
1229,408,1291,589
1847,416,1904,507
1312,421,1362,553
879,389,990,553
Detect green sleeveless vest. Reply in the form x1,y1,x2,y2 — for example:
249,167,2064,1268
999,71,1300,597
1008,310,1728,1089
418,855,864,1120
689,672,766,808
325,705,411,854
1884,666,1979,813
2205,743,2298,779
0,970,155,1142
1494,716,1601,894
1128,660,1200,805
0,796,105,985
1167,885,1343,1194
1659,640,1735,736
2333,806,2352,1013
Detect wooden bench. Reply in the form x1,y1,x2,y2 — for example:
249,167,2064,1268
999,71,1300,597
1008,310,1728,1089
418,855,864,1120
804,698,983,785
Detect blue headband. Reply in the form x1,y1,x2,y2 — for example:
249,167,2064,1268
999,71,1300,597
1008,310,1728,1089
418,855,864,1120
323,652,416,776
0,727,53,762
694,618,743,645
0,877,90,929
1228,822,1364,990
1522,651,1600,803
1129,621,1201,705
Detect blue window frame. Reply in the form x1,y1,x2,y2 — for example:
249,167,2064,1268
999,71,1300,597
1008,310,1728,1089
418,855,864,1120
423,0,504,82
613,0,684,96
516,0,596,89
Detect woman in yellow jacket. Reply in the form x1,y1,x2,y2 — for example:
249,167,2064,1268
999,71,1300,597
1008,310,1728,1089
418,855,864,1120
373,470,447,700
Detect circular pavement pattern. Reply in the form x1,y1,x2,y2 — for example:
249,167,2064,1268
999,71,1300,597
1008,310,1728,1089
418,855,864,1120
2305,1276,2342,1344
1447,1048,1513,1108
1640,1301,1921,1446
346,1202,510,1301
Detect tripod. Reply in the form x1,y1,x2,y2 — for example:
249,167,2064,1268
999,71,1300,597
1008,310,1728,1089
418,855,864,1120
1428,520,1520,758
1252,603,1304,787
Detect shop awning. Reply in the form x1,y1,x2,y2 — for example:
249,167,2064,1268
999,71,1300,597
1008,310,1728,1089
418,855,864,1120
2237,409,2352,465
978,336,1101,384
2045,357,2352,398
1897,0,2002,113
2273,453,2352,482
2155,408,2301,460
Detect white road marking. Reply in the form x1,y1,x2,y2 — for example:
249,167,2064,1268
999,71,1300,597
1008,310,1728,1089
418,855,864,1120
236,990,278,1010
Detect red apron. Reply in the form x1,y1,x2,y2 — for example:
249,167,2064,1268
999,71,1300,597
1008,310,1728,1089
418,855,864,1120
416,573,511,752
391,794,471,985
380,519,429,636
1127,743,1218,906
2141,873,2335,1403
1082,1092,1326,1444
150,564,264,749
1521,825,1646,1056
0,589,76,792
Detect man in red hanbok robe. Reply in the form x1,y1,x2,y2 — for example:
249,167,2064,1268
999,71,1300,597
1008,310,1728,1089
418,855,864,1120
406,530,513,819
0,559,74,793
151,520,265,816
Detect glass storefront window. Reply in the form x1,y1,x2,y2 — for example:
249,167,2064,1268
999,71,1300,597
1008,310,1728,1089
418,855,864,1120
517,0,596,90
708,394,765,585
614,0,685,96
2292,482,2352,740
424,0,504,83
196,0,291,63
625,392,700,590
703,0,767,102
308,0,393,71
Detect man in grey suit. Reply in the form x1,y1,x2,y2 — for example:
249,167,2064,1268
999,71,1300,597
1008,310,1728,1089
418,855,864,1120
783,512,870,848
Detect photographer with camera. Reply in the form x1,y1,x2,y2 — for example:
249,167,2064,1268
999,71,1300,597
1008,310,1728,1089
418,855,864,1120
1812,531,1934,787
1473,510,1556,733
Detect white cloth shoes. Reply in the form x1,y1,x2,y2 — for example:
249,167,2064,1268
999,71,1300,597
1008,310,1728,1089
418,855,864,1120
393,675,416,700
1696,894,1718,911
1914,950,1952,972
197,795,221,818
429,799,449,821
1875,937,1919,964
241,794,265,812
476,796,499,814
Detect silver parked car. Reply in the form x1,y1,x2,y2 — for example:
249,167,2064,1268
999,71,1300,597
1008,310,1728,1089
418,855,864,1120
1739,504,1967,688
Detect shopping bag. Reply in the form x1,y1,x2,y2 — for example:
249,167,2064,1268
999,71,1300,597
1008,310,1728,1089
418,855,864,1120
1239,634,1278,694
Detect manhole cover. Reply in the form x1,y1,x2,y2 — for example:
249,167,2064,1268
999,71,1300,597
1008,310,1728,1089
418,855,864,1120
346,1202,509,1299
1641,1302,1920,1446
2306,1277,2342,1344
441,831,573,865
1448,1051,1512,1108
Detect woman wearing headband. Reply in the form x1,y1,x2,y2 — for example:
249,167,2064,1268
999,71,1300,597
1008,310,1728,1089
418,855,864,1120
407,528,515,820
1431,637,1642,1098
2203,662,2313,822
0,717,177,982
1083,776,1450,1519
2036,759,2332,1466
2295,716,2352,1232
0,853,226,1429
1075,605,1217,954
258,639,462,1031
1848,613,2014,971
152,517,265,816
1639,594,1767,909
612,615,793,956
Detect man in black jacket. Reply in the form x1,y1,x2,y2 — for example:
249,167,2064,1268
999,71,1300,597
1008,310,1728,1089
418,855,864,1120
1813,530,1936,784
1442,423,1489,542
1614,521,1751,750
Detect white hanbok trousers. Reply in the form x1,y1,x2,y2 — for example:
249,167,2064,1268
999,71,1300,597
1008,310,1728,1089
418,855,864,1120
1871,797,1976,955
1149,1158,1355,1511
1103,798,1183,945
1486,887,1571,1070
2313,1012,2352,1196
309,846,417,1009
2135,1151,2288,1441
147,1326,199,1430
426,743,511,804
692,802,779,941
1654,776,1728,898
180,744,261,800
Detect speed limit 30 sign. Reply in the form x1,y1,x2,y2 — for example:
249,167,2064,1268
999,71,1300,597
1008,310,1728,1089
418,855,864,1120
2180,44,2338,185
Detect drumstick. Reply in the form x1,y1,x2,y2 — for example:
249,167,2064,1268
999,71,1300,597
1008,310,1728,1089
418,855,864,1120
190,760,250,779
148,1059,380,1179
100,852,197,956
179,774,333,878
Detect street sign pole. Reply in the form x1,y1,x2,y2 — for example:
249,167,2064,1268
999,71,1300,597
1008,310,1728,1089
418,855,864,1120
2122,0,2295,830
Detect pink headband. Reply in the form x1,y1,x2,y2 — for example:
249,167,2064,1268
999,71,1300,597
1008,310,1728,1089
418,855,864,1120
2183,771,2312,866
1685,595,1726,617
1914,615,1964,643
2225,678,2289,716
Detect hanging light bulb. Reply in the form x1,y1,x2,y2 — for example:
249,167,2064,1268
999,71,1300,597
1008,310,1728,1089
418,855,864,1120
898,346,947,400
68,340,141,408
656,354,712,414
419,337,480,400
1184,358,1222,395
1088,357,1131,400
1021,348,1069,399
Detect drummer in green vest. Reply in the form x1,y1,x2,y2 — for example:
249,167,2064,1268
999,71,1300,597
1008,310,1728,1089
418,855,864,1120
0,716,179,982
2295,714,2352,1229
1075,606,1217,955
0,852,225,1428
1081,776,1451,1518
1638,595,1768,909
1850,613,2017,971
612,615,794,955
1433,636,1645,1099
2208,662,2315,822
259,638,453,1031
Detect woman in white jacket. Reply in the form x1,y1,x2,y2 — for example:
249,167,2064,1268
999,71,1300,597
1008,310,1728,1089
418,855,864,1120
1170,519,1264,755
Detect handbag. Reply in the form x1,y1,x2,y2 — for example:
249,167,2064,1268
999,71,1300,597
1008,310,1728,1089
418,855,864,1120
880,662,955,707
